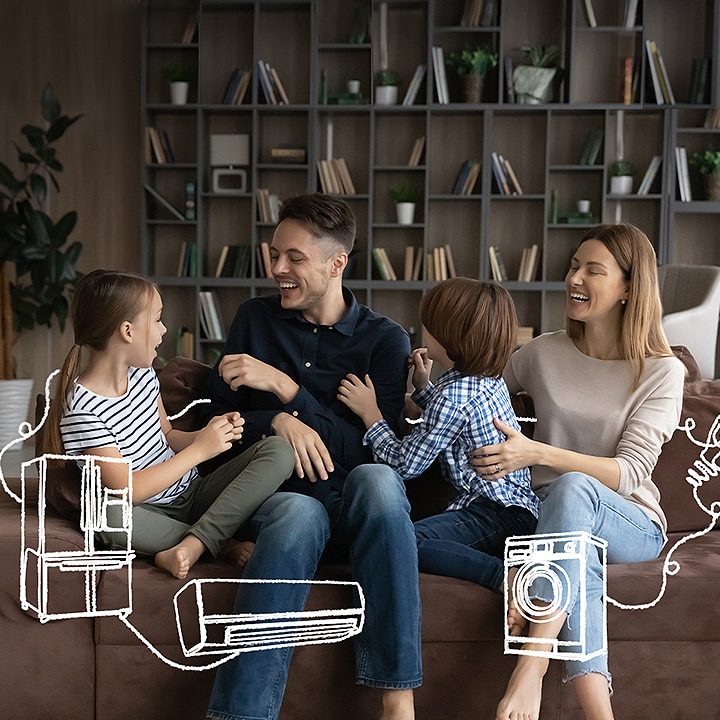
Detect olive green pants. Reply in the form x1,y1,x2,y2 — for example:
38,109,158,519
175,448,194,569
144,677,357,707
97,436,294,558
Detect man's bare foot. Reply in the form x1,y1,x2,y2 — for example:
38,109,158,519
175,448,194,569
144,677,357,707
154,535,206,579
219,539,255,568
496,657,548,720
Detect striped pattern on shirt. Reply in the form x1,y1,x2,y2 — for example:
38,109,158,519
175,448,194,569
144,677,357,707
365,368,539,516
60,366,197,505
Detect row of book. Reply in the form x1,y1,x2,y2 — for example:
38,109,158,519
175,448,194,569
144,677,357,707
490,152,523,195
451,160,481,195
316,158,357,195
489,244,540,283
221,67,252,105
459,0,497,27
257,59,289,105
145,127,174,164
199,291,225,341
579,130,604,165
256,188,281,224
373,244,458,282
645,40,675,105
582,0,638,28
213,242,274,279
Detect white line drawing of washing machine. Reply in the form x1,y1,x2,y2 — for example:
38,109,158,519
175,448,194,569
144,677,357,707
504,531,607,662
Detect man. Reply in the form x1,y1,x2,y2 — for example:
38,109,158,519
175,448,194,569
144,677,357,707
203,193,421,720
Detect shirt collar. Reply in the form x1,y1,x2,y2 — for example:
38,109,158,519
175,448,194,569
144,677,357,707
273,286,359,336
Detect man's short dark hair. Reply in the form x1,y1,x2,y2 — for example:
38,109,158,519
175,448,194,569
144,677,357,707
278,193,356,254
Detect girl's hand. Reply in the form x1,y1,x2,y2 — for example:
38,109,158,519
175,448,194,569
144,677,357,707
194,414,244,459
409,347,432,391
468,418,535,479
337,373,383,429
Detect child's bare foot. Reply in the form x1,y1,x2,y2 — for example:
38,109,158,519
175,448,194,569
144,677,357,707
154,535,206,579
496,656,548,720
219,539,255,568
506,568,527,637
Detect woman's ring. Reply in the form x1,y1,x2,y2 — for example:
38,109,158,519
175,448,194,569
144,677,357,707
494,463,501,474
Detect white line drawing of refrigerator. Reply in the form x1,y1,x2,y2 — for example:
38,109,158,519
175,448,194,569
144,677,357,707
20,454,135,623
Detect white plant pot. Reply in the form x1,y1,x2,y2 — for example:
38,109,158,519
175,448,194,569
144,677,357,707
375,85,398,106
610,175,633,195
396,202,416,225
0,378,33,452
169,81,189,105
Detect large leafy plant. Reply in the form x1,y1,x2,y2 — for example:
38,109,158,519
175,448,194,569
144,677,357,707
447,46,499,76
0,83,83,378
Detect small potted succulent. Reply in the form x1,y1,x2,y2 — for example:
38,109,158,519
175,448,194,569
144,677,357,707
609,159,636,195
446,46,498,103
374,68,400,106
689,146,720,201
513,42,561,104
163,61,192,105
390,182,420,224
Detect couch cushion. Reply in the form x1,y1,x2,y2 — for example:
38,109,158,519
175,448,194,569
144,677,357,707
157,355,212,431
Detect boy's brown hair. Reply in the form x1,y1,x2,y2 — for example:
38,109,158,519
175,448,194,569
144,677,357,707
420,278,518,378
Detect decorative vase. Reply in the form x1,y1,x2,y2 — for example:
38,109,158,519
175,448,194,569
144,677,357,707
169,81,189,105
610,175,633,195
396,202,416,225
464,74,484,103
375,85,398,106
513,66,557,104
0,378,33,451
704,173,720,202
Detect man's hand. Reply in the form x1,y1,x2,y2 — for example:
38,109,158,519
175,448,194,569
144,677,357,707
271,412,334,482
337,373,383,429
219,353,300,403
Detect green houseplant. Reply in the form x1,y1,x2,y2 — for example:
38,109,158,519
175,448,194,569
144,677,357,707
513,42,561,104
690,146,720,201
0,83,83,380
374,68,400,106
446,46,498,103
163,61,191,105
609,160,636,195
390,182,420,225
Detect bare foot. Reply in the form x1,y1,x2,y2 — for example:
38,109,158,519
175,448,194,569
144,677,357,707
496,657,548,720
219,539,255,568
506,568,527,637
154,535,206,579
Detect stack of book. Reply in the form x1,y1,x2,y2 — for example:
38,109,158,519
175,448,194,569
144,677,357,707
198,291,225,341
452,160,481,195
372,247,397,280
222,67,252,105
517,244,540,282
257,60,289,105
490,152,523,195
214,244,252,278
177,241,198,277
145,127,174,164
316,158,356,195
488,245,508,282
645,40,675,105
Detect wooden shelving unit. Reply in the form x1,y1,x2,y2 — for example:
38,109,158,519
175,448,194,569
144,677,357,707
141,0,720,363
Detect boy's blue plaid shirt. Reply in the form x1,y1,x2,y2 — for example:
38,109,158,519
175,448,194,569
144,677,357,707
364,368,539,516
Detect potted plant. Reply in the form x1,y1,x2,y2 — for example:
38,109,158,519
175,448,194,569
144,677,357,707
446,46,499,103
163,61,191,105
689,146,720,201
390,182,420,225
609,159,636,195
513,42,561,104
0,84,83,446
374,68,400,106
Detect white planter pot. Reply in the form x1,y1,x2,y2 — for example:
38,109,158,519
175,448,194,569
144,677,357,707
0,378,33,452
610,175,633,195
375,85,398,106
396,202,416,225
169,81,189,105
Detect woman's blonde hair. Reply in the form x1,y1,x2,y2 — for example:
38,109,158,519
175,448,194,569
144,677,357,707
420,278,518,378
43,269,158,454
566,223,672,383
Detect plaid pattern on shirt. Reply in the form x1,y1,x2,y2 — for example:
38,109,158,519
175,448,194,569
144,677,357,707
365,368,539,516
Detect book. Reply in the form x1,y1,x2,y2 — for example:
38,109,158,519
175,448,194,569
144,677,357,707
579,129,604,165
583,0,597,27
268,64,290,104
653,43,675,105
444,244,457,278
623,0,639,28
146,127,166,163
403,246,415,281
177,327,195,358
622,57,634,105
461,0,485,27
144,184,185,221
432,46,449,104
502,157,523,195
675,146,692,202
402,64,427,106
705,108,720,129
490,152,510,195
637,155,662,195
452,160,472,194
214,245,231,277
408,136,426,167
517,244,539,282
271,144,307,163
689,58,711,104
645,40,664,104
372,247,397,280
260,241,273,277
332,157,356,195
181,12,199,43
198,291,224,341
232,68,252,105
479,0,496,25
257,59,278,104
488,245,503,282
461,161,481,195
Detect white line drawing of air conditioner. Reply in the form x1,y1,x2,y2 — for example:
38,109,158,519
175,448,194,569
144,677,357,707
20,454,135,623
173,578,366,657
504,531,607,662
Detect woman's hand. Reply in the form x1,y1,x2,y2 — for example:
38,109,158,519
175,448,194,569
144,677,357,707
469,418,536,479
408,347,432,391
337,373,383,429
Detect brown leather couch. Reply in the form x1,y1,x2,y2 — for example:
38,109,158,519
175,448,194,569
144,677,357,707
1,349,719,720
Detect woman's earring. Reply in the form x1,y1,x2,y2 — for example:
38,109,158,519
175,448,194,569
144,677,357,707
621,299,627,305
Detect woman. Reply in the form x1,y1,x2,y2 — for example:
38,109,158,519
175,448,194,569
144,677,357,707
471,224,685,719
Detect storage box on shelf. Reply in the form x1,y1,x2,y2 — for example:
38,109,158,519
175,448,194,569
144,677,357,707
141,0,718,362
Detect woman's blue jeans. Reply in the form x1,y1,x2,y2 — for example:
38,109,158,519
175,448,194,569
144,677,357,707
414,497,537,592
207,463,421,720
529,472,665,684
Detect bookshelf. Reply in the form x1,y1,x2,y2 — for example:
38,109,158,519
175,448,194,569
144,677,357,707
141,0,720,363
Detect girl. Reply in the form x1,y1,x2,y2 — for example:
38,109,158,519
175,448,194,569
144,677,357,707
471,225,685,720
337,277,538,593
44,269,295,579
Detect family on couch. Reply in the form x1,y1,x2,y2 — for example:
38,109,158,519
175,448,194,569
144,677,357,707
43,193,685,720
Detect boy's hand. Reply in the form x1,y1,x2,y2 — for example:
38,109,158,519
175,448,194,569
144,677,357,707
337,373,383,429
409,347,432,391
